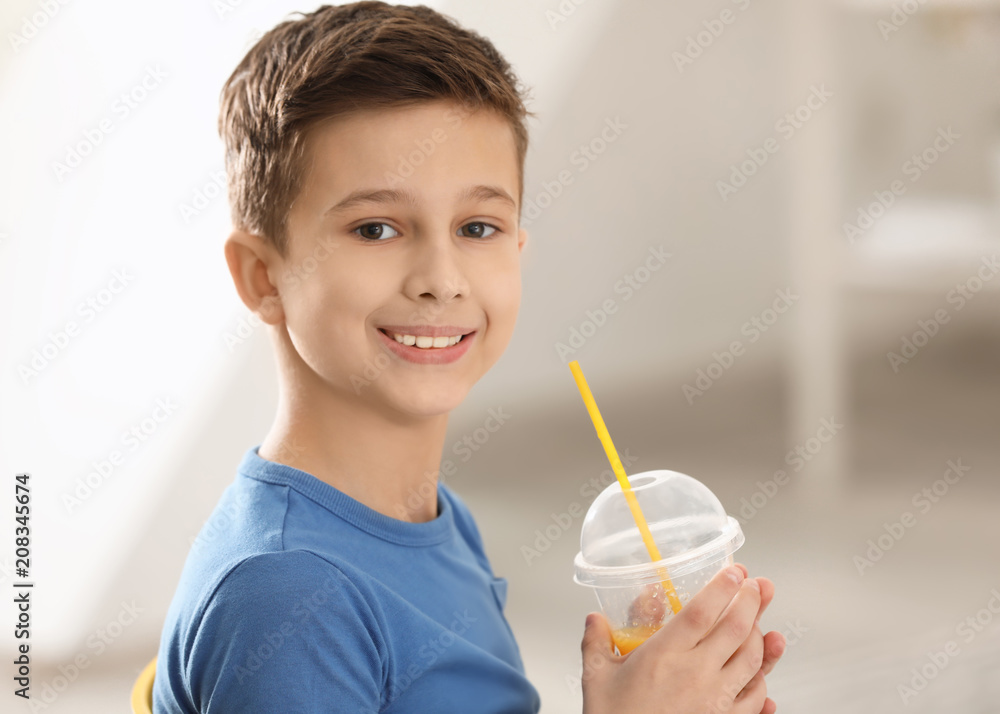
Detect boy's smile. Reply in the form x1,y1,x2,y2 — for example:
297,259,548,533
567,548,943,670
274,100,527,418
375,323,477,365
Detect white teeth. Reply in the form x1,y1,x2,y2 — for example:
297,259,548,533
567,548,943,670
388,331,465,349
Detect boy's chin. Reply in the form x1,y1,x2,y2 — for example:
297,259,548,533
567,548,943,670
380,381,471,419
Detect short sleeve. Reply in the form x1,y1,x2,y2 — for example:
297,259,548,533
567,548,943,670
188,550,386,713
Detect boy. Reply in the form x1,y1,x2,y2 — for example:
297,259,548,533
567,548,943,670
153,3,786,712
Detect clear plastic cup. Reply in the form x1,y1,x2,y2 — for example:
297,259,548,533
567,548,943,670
573,469,744,655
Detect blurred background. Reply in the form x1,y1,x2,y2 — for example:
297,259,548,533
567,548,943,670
2,0,999,711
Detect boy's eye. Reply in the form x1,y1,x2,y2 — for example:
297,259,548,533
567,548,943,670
458,222,497,239
355,223,399,241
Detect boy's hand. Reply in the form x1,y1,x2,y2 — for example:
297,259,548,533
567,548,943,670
580,564,785,714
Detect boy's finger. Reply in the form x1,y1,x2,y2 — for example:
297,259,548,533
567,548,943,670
627,583,667,627
581,611,617,662
722,628,764,697
730,670,768,714
718,576,771,627
698,577,761,664
657,565,745,651
758,630,786,677
754,578,774,626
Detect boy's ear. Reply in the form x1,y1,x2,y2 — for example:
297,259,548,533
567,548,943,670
223,229,285,325
517,226,528,255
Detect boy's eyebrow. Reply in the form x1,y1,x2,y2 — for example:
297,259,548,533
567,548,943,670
325,185,517,215
459,185,517,211
325,188,418,215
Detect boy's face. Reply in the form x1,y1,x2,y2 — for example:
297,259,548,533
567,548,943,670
275,100,526,418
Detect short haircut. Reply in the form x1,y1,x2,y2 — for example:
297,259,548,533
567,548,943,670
218,1,532,256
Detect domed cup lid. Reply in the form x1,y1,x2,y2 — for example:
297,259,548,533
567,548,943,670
573,469,744,588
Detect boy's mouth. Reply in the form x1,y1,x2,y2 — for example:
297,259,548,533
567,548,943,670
377,327,475,350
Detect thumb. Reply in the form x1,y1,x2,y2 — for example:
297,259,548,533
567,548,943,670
581,612,614,660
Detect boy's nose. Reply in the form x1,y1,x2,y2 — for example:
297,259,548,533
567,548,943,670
403,234,469,304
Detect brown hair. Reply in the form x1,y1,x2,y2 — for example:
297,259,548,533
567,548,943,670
218,1,532,256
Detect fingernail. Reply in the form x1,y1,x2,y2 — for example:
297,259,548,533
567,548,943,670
747,577,760,591
726,566,743,584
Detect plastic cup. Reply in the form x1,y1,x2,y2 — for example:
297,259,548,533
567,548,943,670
573,469,744,655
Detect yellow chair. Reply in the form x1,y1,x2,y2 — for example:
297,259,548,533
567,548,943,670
131,656,156,714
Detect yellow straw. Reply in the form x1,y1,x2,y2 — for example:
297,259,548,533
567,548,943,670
569,360,683,614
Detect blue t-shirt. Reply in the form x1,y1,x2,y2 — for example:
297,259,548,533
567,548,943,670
153,445,541,713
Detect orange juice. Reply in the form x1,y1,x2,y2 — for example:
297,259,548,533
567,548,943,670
612,624,662,655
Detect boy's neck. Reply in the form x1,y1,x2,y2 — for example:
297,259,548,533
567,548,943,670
258,344,449,525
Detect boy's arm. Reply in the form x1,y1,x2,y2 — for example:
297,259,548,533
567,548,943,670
187,551,386,713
